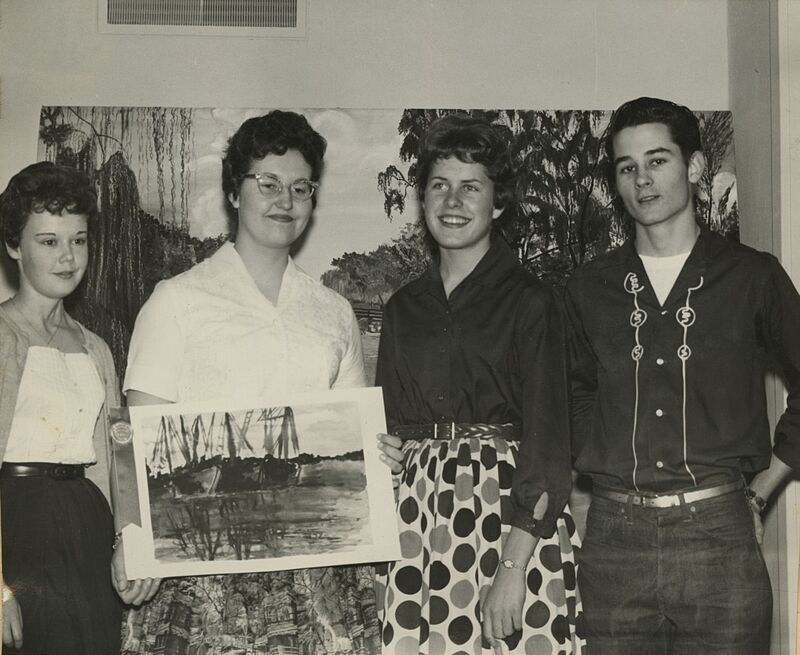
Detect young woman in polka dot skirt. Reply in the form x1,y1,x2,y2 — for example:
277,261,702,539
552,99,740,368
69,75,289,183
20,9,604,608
375,114,584,655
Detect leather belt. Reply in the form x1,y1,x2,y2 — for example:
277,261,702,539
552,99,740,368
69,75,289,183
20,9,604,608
593,479,743,508
392,422,520,442
1,462,86,480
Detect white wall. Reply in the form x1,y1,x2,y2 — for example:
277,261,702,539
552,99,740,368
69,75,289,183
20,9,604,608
775,2,800,652
0,0,731,300
0,0,730,187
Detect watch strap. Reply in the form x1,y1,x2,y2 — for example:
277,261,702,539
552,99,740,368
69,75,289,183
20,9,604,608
500,558,525,572
744,487,767,513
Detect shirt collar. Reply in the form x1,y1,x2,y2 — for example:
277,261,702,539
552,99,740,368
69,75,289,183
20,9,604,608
409,236,519,297
621,223,717,271
214,241,299,307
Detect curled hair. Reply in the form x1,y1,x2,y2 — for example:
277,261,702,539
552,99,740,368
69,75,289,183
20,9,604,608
416,114,517,209
221,110,327,216
605,97,702,191
0,162,97,249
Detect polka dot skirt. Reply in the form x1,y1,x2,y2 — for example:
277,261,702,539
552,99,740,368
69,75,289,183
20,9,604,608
375,436,584,655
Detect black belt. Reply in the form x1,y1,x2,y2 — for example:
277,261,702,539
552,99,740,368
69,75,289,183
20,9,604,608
1,462,86,480
593,479,744,508
392,422,520,441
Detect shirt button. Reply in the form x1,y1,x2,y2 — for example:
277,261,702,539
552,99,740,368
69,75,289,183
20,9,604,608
439,346,446,353
436,393,445,402
656,358,664,365
661,310,668,316
443,326,448,333
656,409,664,417
656,460,664,468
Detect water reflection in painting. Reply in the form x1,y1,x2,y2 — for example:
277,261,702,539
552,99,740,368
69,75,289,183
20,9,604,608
142,402,371,563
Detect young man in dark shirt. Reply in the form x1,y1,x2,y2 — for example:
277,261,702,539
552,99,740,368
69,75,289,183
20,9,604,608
565,96,800,654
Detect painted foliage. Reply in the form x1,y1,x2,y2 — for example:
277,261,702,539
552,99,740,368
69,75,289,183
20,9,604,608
38,105,737,381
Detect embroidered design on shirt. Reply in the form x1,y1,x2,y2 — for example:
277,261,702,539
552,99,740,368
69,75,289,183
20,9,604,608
624,272,648,491
676,276,703,486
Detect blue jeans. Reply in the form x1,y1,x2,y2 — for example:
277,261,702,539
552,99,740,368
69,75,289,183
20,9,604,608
576,490,772,654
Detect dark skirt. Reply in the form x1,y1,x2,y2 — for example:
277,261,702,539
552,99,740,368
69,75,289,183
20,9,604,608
1,474,122,655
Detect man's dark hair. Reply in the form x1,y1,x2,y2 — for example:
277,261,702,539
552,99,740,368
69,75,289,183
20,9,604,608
605,96,702,166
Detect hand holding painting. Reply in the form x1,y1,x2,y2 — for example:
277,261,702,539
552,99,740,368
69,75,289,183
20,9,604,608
377,432,404,473
111,543,161,606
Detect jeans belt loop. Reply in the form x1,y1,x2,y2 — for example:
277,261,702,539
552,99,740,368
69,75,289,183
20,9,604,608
625,493,634,523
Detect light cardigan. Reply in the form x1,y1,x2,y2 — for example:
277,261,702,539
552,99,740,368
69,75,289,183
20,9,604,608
0,306,119,501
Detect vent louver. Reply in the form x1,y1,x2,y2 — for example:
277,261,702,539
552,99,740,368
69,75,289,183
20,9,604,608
99,0,306,37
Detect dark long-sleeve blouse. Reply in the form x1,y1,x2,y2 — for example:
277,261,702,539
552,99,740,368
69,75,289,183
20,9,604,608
375,237,572,538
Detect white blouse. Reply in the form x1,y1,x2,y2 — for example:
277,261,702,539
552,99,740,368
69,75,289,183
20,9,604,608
5,347,105,464
124,242,366,402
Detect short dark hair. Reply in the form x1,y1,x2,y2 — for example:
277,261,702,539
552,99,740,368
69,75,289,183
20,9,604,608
221,110,327,218
0,162,97,250
605,96,702,166
416,113,517,209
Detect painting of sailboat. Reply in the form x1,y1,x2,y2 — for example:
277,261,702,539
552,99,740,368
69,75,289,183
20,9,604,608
118,388,399,577
147,406,303,498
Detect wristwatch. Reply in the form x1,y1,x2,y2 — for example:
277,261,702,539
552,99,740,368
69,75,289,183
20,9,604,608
744,487,767,514
500,558,525,572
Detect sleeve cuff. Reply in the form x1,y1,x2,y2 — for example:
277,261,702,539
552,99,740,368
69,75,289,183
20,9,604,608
123,364,178,402
509,508,556,539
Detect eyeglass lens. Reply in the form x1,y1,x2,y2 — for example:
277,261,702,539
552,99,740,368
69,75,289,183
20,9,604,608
253,174,315,201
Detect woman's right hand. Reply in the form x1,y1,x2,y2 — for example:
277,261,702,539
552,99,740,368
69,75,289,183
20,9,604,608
377,433,404,474
111,543,162,606
3,593,23,649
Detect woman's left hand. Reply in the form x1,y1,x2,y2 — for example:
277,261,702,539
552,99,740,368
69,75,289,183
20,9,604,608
377,433,404,474
481,566,526,653
111,543,162,606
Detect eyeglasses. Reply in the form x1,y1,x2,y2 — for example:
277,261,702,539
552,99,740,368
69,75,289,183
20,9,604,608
240,173,319,202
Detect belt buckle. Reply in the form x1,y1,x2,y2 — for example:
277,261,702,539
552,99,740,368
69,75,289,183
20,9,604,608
433,422,455,439
642,493,681,508
49,464,78,480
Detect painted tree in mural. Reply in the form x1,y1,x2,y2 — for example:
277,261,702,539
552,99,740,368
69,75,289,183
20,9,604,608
321,223,431,304
696,111,736,233
38,106,225,370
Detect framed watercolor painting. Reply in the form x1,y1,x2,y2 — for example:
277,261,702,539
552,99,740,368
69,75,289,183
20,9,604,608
109,387,400,578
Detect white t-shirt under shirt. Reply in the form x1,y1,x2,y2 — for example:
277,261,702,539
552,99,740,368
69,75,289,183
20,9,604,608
123,241,366,402
639,251,692,306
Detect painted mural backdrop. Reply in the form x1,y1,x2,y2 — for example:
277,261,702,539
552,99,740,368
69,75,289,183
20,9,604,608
38,106,737,382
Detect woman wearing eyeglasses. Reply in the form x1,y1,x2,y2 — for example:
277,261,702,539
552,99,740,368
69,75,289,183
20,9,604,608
120,111,384,655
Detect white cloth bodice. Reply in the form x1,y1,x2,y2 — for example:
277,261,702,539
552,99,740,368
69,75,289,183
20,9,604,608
5,347,104,464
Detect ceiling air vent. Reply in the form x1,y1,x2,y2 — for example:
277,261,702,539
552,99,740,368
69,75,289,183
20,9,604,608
99,0,306,38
